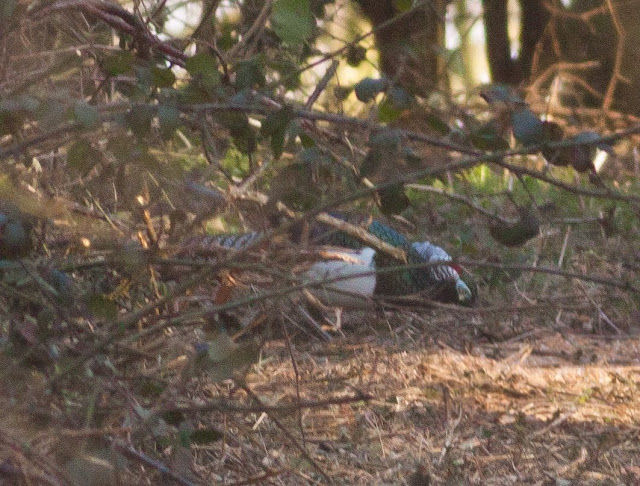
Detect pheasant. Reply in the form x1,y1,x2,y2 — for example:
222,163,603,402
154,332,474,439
192,217,473,307
302,219,472,306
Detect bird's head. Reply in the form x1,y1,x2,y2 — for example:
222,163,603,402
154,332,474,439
455,279,474,304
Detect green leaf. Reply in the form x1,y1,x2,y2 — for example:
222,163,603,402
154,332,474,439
103,50,135,76
219,106,256,155
157,104,181,140
424,113,451,135
354,77,387,102
73,102,100,129
333,85,352,101
379,184,409,215
261,106,293,136
379,85,417,122
151,66,176,88
189,428,224,445
489,207,540,247
469,121,510,151
346,44,367,67
298,128,316,148
86,293,118,320
511,107,544,146
271,0,315,44
162,410,185,425
269,55,301,91
261,105,293,159
231,125,257,155
185,53,220,90
125,105,154,139
235,58,265,91
360,148,382,178
268,162,316,210
67,139,101,174
378,98,402,123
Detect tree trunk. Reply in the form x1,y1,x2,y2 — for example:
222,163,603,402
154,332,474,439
483,0,549,84
354,0,446,95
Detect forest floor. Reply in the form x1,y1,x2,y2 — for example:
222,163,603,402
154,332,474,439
159,220,640,486
1,201,639,486
190,304,640,486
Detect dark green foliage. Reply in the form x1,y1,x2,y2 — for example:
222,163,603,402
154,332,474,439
235,58,266,91
469,120,510,151
218,102,257,155
422,113,451,136
86,294,118,320
103,50,135,76
271,0,315,44
361,129,403,177
151,66,176,89
188,428,224,445
125,105,155,139
489,207,540,247
379,184,410,215
67,140,102,174
511,107,544,146
157,104,181,140
355,77,388,102
185,53,221,91
268,162,317,210
261,105,294,159
346,44,367,67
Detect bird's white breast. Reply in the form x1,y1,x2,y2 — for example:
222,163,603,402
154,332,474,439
303,247,377,308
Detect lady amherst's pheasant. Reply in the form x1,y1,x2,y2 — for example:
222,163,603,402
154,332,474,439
203,217,473,307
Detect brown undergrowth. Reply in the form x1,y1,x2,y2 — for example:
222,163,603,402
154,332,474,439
4,279,640,485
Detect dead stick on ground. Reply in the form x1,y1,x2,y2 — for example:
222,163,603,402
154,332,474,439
239,380,333,483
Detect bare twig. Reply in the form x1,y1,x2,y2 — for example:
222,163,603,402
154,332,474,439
305,60,339,110
406,183,512,224
228,0,274,59
109,438,198,486
239,381,334,483
315,212,407,262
